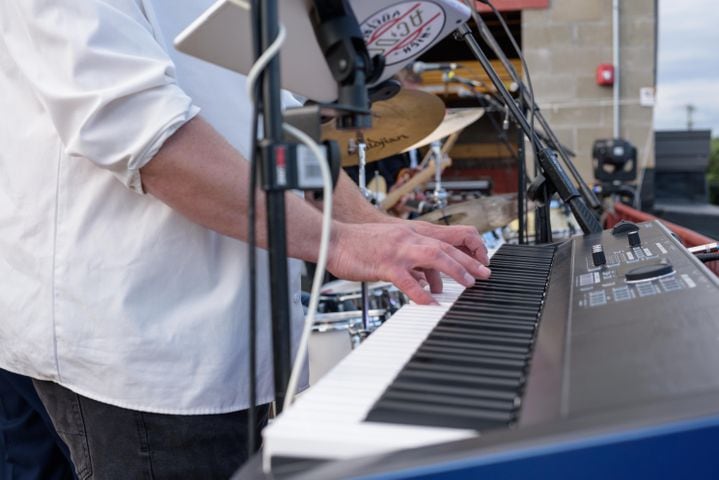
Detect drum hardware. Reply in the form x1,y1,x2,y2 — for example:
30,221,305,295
360,280,371,333
309,309,386,385
351,132,375,331
313,279,408,380
430,141,448,209
380,109,482,213
318,280,408,316
379,129,459,213
380,157,452,212
355,136,370,201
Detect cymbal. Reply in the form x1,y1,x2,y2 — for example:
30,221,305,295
416,194,518,233
402,108,485,152
322,89,445,167
508,205,580,239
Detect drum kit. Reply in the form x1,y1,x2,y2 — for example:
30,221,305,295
308,88,519,383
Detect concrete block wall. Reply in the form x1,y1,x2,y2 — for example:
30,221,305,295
522,0,656,184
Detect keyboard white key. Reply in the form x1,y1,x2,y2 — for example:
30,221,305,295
262,277,476,468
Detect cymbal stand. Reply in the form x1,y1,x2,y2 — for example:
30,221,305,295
354,133,372,332
357,141,370,201
431,141,448,209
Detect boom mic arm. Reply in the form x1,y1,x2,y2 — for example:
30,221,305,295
471,9,601,212
310,0,385,130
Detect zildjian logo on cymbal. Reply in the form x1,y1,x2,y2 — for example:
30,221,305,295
364,134,410,151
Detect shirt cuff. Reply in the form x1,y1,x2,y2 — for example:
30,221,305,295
122,103,201,195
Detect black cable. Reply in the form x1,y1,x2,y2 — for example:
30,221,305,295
485,1,538,161
484,0,536,245
482,102,527,243
247,0,262,456
484,102,518,158
697,253,719,263
465,3,530,243
247,94,260,456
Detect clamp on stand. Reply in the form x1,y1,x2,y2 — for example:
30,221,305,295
430,141,448,209
527,174,554,244
310,0,384,130
354,137,371,200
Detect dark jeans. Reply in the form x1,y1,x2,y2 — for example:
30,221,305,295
0,369,74,480
33,380,270,480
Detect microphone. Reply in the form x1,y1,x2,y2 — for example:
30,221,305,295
412,61,459,74
442,71,481,88
442,71,505,111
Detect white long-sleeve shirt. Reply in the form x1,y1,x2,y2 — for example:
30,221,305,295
0,0,305,414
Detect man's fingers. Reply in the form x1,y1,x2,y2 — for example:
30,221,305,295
410,269,429,289
410,244,475,288
413,222,490,265
439,241,491,280
424,269,443,293
394,272,437,305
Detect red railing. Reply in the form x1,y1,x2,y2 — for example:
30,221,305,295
605,202,719,276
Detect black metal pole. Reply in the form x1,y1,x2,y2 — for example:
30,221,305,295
456,24,602,235
473,15,602,212
516,111,526,245
258,0,292,413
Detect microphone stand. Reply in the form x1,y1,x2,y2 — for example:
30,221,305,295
472,14,602,214
254,0,293,413
455,24,602,236
444,72,528,243
253,0,380,415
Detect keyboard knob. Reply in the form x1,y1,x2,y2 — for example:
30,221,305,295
591,244,606,266
628,230,641,247
612,221,639,235
625,262,674,282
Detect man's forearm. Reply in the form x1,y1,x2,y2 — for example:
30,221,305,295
308,170,402,224
140,116,332,263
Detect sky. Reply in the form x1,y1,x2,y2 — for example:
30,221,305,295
654,0,719,136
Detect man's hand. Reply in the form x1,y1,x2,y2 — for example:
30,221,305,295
405,220,490,266
327,222,491,305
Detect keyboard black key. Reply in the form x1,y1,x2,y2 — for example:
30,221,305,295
366,243,557,431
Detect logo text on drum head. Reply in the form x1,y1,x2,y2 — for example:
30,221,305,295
361,2,446,66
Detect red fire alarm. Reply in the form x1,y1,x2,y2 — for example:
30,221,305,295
596,64,615,86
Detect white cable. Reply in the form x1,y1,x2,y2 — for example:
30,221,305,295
242,21,332,410
245,23,287,100
281,123,333,411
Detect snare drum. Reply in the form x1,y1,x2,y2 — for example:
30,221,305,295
309,309,385,385
318,279,408,317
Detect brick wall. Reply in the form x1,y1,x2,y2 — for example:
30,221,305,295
522,0,656,183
